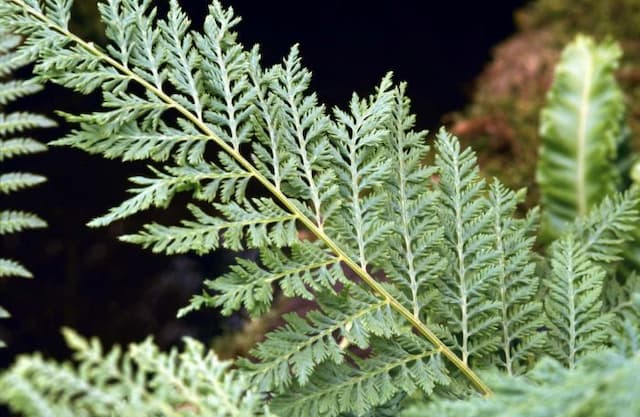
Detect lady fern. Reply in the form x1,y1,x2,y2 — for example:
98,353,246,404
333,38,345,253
1,1,640,417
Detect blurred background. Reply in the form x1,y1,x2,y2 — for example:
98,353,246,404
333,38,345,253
6,0,628,375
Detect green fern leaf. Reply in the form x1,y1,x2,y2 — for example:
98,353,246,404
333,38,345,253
544,235,614,368
187,240,342,317
270,335,449,417
382,83,444,318
0,0,495,403
487,181,544,374
404,349,640,417
121,198,298,253
240,286,398,391
0,79,42,105
434,129,500,365
537,36,624,239
0,328,272,416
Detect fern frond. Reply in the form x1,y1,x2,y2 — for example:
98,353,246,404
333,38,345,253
0,328,272,417
240,286,398,392
329,74,395,268
382,83,444,318
434,129,500,365
0,112,55,135
185,240,342,317
270,335,449,417
121,199,298,254
272,46,336,226
544,235,614,368
196,1,256,151
0,79,42,105
404,349,640,417
55,122,212,163
571,187,640,263
0,0,494,399
88,161,252,227
537,36,624,239
487,181,544,375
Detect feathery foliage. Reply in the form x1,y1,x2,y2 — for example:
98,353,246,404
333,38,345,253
403,348,640,417
0,30,50,347
1,1,640,417
537,36,624,240
0,328,272,416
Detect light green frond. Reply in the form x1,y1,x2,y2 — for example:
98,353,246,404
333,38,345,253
240,286,398,392
120,199,297,254
272,46,336,226
0,30,49,347
0,328,272,417
434,129,500,365
544,235,614,368
488,181,544,375
383,83,444,318
330,74,395,268
571,187,640,263
270,335,448,417
184,240,342,317
0,172,46,194
0,0,495,402
196,1,256,151
404,349,640,417
88,162,252,227
537,36,624,240
0,138,46,161
54,122,211,164
0,258,32,278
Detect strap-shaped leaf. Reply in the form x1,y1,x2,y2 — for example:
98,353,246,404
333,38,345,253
537,36,624,239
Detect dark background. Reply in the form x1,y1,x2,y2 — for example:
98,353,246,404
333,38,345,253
0,0,528,370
